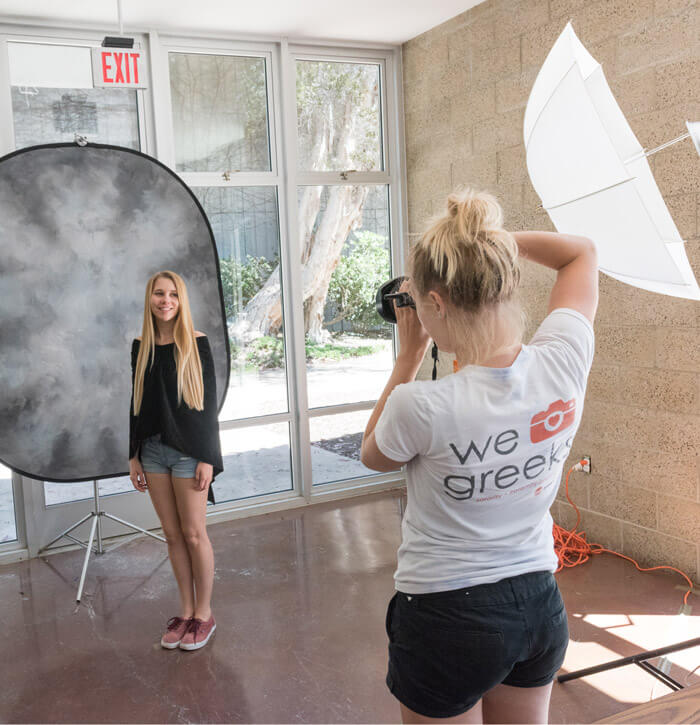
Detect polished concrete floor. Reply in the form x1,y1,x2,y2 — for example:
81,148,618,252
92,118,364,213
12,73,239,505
2,490,698,723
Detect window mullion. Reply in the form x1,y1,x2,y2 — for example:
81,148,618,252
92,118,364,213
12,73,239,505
279,38,313,502
148,31,176,166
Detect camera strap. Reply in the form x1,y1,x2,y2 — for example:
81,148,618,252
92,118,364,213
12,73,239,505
431,342,439,381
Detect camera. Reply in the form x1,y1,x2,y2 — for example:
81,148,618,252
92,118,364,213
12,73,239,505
375,276,439,380
376,276,415,324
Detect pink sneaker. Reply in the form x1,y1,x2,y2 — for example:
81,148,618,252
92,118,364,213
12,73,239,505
179,615,216,650
160,616,191,649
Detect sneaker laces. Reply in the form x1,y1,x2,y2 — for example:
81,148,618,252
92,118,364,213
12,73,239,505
166,616,188,632
188,618,204,642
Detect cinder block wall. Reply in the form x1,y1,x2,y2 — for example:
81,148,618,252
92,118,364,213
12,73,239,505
403,0,700,582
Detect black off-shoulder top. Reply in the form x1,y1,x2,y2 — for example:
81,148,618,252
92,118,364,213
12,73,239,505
129,336,223,499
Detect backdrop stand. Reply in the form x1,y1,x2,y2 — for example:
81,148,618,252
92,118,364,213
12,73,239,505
38,480,166,603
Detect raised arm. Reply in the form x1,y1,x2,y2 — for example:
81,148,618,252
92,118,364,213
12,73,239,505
512,231,599,323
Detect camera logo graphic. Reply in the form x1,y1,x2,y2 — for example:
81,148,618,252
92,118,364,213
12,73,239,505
530,399,576,443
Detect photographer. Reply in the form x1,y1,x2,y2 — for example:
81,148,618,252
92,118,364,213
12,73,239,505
361,188,598,724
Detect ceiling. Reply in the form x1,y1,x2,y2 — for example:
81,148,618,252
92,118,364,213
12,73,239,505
0,0,486,45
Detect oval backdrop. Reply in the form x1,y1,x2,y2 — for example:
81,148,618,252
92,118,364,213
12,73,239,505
0,143,230,482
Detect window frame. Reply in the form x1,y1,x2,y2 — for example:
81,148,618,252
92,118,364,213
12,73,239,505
0,28,153,156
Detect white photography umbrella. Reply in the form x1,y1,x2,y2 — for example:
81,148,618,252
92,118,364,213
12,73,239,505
524,23,700,300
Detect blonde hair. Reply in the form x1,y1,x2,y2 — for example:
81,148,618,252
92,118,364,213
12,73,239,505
132,271,204,415
409,188,526,366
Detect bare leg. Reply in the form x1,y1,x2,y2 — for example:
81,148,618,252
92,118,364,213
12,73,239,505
482,682,553,724
172,476,214,621
146,472,195,618
400,700,483,724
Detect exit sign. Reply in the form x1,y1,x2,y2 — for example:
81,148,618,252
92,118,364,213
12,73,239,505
91,48,147,89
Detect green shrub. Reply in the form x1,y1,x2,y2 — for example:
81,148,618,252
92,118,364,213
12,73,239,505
305,341,378,362
240,336,380,370
244,336,285,370
325,231,390,333
220,255,278,320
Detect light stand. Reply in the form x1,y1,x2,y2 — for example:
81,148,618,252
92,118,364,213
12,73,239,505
38,480,165,603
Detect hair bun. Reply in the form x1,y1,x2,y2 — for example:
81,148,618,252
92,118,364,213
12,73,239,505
446,188,503,241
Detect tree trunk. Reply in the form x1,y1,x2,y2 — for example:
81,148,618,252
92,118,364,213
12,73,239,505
235,71,376,344
304,184,369,342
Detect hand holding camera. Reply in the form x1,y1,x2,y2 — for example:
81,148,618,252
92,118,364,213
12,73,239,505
377,277,431,365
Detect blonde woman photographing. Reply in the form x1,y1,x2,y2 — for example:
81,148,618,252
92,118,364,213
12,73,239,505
361,189,598,723
129,271,223,651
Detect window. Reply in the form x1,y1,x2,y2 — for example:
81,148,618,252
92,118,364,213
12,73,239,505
194,186,288,421
299,184,394,410
9,42,140,149
0,464,17,543
294,55,396,486
169,53,270,172
296,60,383,172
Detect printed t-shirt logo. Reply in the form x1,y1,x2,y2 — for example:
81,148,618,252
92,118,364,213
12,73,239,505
530,399,576,443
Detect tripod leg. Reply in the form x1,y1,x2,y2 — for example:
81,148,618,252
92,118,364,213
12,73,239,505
76,514,98,603
93,480,104,555
38,512,94,554
102,512,166,543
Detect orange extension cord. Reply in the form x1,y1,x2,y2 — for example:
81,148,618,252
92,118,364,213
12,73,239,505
553,461,695,607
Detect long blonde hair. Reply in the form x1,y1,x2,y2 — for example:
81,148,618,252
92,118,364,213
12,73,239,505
132,271,204,414
409,188,526,366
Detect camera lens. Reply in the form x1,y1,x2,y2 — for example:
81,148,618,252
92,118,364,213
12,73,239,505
376,276,415,323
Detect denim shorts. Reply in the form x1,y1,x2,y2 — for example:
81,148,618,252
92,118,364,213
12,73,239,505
385,570,569,718
140,435,198,478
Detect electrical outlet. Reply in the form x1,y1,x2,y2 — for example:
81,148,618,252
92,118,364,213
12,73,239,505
581,455,591,474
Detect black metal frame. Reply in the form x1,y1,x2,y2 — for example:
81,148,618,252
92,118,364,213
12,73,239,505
558,637,700,691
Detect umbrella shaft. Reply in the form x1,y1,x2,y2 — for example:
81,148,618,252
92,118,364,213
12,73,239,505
626,131,690,164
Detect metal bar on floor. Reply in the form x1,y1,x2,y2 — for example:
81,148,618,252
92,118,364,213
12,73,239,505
635,660,684,691
558,637,700,686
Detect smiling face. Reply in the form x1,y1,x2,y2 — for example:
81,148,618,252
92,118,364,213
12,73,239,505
150,276,180,324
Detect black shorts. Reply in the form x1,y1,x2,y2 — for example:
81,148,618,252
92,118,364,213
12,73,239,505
385,570,569,719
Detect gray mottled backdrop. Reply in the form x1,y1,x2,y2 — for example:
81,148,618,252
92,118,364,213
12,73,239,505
0,144,229,481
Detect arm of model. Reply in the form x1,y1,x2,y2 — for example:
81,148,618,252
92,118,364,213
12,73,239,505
360,283,432,472
512,231,599,323
193,332,214,492
129,336,148,492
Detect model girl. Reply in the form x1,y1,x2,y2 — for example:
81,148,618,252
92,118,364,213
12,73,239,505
361,188,598,723
129,270,223,651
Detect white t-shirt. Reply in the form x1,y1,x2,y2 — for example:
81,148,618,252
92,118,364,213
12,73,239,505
374,307,595,594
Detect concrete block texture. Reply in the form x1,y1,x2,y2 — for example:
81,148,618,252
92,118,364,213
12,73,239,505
594,325,657,367
555,501,625,552
402,0,700,578
657,494,700,541
589,478,657,529
622,523,698,583
493,0,550,44
579,400,700,457
571,439,698,501
617,5,699,75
